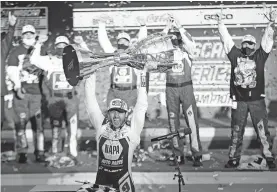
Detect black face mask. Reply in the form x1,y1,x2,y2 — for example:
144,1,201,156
241,47,255,56
117,44,129,51
55,48,64,57
171,39,183,47
169,32,182,47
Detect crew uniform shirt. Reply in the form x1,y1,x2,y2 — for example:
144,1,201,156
227,46,269,101
29,44,73,95
218,21,274,101
7,45,41,95
84,73,148,190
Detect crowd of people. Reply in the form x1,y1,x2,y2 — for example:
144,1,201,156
1,8,277,192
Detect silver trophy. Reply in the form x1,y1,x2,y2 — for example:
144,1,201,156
63,33,177,86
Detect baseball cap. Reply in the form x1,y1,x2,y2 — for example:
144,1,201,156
168,28,182,39
108,99,128,113
117,32,131,42
22,25,36,34
241,34,256,44
55,36,70,45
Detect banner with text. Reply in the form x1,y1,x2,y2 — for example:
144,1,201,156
73,5,277,107
1,7,48,36
73,4,276,30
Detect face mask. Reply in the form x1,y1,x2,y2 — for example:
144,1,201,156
117,44,129,51
241,47,255,56
55,48,64,57
170,32,182,47
22,38,36,46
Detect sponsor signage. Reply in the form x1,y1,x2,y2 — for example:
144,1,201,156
73,4,276,30
1,7,48,36
73,4,277,107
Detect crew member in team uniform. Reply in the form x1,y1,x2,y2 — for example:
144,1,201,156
98,21,147,109
77,68,148,191
162,16,203,167
7,24,45,163
217,10,276,169
29,36,79,162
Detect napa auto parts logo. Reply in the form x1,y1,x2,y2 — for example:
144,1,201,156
1,7,48,36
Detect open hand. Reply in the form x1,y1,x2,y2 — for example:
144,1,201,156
8,11,17,26
37,34,48,44
269,6,277,22
74,36,84,45
137,17,146,26
172,17,182,29
216,8,224,24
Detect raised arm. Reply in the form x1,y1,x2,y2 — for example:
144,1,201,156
6,49,21,90
179,28,196,57
29,43,54,72
2,26,15,60
84,73,104,132
137,19,148,41
98,22,116,53
1,12,17,60
261,21,275,53
130,70,148,140
217,14,235,54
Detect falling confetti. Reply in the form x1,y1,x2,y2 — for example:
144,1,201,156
12,166,19,172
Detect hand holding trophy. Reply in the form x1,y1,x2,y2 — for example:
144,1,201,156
63,32,177,86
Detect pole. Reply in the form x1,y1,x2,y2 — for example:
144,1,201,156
169,138,185,192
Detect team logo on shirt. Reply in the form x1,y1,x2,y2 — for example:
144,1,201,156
234,57,257,88
102,140,123,160
52,72,73,90
18,55,40,84
171,49,185,74
113,66,132,84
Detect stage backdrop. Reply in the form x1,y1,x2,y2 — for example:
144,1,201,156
72,4,277,123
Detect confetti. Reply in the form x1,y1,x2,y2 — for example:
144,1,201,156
12,166,19,172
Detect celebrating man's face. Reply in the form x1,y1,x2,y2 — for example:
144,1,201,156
108,109,127,129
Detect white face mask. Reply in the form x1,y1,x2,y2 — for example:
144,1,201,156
22,38,36,46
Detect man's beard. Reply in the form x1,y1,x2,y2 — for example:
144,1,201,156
241,47,255,56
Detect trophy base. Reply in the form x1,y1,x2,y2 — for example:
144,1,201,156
63,45,82,86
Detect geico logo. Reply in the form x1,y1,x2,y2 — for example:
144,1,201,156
193,42,227,59
204,14,233,20
191,65,231,83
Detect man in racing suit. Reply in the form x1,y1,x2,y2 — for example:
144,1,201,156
217,10,276,169
29,36,79,160
7,24,45,163
162,17,203,167
98,21,147,109
82,68,148,191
